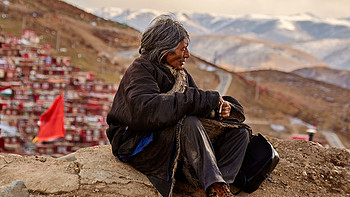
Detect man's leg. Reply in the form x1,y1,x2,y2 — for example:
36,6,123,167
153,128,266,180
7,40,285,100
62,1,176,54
180,116,225,191
213,127,250,183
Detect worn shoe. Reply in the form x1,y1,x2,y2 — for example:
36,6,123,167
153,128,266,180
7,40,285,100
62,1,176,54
207,182,234,197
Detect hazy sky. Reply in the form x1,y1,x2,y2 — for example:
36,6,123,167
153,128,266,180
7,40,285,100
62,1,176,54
64,0,350,18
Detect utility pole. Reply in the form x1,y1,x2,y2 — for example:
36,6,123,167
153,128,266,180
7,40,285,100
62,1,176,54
56,30,61,52
255,77,260,100
213,51,218,65
343,104,349,122
22,16,26,31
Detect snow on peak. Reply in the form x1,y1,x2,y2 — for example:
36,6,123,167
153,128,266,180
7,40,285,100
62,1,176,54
278,19,296,31
94,7,124,18
127,8,165,20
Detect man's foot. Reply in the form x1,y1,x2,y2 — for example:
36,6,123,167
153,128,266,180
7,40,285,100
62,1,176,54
207,182,234,197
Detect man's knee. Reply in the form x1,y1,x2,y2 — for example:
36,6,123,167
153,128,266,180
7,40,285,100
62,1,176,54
239,127,251,142
223,126,250,144
182,116,203,131
181,116,207,139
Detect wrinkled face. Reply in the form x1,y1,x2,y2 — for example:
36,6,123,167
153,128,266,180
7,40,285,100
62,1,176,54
165,39,190,70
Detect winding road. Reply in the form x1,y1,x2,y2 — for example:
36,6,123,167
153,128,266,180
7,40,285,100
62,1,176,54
215,69,232,95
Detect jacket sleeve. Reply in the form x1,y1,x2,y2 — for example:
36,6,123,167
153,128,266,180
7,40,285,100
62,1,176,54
116,63,220,131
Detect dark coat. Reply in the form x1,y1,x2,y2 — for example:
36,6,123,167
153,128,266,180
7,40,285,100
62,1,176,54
106,52,220,196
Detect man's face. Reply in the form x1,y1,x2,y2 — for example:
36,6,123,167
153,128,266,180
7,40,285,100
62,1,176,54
166,39,190,70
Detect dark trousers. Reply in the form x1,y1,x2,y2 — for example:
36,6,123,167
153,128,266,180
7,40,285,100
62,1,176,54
180,116,250,191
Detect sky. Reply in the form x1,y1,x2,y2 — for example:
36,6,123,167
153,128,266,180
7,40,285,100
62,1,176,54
63,0,350,19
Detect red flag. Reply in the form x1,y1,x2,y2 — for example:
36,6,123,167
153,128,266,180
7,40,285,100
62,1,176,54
0,86,11,92
34,94,65,143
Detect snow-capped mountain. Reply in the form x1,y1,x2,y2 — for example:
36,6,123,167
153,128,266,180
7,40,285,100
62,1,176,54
93,7,125,19
93,8,350,43
293,67,350,90
288,38,350,70
92,8,349,71
189,35,326,72
94,7,164,32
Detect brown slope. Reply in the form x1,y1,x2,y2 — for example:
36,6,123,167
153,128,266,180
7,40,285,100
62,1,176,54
187,54,349,147
186,56,318,141
240,70,350,147
293,66,350,90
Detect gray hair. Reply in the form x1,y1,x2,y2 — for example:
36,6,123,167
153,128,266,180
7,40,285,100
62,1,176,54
139,15,189,64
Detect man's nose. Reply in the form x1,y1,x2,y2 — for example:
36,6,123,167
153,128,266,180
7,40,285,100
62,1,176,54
184,49,190,58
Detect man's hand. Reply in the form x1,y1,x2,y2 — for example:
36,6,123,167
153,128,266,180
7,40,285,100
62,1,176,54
218,97,231,118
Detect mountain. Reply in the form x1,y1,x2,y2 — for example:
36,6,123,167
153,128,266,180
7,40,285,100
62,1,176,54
288,38,350,70
93,7,164,32
92,8,350,71
293,66,350,90
189,35,326,72
93,8,350,43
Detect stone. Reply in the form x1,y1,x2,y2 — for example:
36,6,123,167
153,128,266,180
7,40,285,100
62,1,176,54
0,180,29,197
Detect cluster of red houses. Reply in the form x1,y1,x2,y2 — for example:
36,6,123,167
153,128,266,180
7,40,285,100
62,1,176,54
0,29,117,156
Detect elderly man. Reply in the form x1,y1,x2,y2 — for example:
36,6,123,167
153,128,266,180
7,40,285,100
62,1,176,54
106,15,249,197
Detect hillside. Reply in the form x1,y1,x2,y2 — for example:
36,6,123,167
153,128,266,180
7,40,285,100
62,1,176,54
240,70,350,148
189,34,326,72
1,140,349,196
185,57,338,147
293,66,350,90
0,0,140,83
288,38,350,70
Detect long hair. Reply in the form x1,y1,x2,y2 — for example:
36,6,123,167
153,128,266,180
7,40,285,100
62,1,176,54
139,15,189,64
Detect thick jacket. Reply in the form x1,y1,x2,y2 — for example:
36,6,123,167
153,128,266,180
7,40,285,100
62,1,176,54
106,52,220,195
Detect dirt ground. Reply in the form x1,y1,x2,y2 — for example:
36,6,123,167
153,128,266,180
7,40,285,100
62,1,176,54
235,136,350,197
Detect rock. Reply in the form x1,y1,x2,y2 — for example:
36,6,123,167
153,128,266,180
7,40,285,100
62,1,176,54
302,171,307,176
57,152,76,162
0,180,29,197
0,146,159,196
74,145,158,196
0,153,79,194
